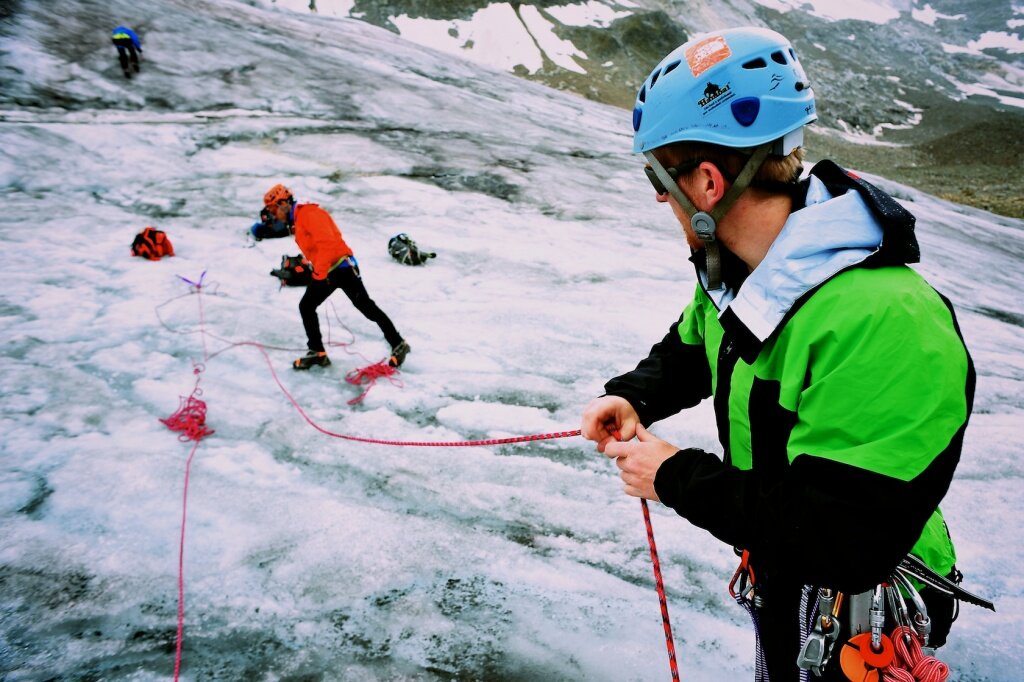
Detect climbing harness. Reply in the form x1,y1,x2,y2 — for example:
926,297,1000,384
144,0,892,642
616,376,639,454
789,557,994,682
727,538,995,682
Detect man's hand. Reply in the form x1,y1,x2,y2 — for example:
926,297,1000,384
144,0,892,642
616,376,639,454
602,424,679,501
581,395,640,453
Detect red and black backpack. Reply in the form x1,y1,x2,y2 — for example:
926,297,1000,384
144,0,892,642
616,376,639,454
130,227,175,260
270,254,313,286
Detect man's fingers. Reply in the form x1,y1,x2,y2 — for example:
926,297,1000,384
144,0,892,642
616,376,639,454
602,439,625,459
623,483,643,498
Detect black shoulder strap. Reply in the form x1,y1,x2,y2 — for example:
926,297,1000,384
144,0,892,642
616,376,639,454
809,160,920,264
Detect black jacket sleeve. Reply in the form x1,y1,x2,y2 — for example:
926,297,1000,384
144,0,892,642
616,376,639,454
654,435,963,594
603,319,712,426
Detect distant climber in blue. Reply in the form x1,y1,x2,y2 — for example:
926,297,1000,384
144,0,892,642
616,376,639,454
111,26,142,79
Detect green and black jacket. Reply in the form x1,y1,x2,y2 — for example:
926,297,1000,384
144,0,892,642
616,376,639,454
606,161,975,594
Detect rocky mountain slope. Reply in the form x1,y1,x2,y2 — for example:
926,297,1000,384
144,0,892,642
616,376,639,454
314,0,1024,217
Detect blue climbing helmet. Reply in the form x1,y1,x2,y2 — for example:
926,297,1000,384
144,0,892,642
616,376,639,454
632,27,816,155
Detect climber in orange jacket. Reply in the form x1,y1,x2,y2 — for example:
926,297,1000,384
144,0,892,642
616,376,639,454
263,184,410,370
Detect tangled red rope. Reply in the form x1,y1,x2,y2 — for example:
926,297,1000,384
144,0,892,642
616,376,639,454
159,369,214,442
345,360,401,405
881,626,949,682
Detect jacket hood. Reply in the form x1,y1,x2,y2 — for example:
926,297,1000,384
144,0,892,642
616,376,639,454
709,160,920,346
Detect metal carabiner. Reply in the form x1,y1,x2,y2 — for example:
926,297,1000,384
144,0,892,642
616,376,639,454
885,581,910,629
869,584,886,652
893,570,931,645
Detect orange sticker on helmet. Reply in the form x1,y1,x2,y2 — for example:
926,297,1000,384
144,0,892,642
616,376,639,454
686,35,732,78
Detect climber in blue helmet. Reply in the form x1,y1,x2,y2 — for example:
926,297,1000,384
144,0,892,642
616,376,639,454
582,26,978,681
111,26,142,79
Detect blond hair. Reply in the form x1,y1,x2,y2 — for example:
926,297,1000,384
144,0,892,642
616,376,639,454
652,142,804,190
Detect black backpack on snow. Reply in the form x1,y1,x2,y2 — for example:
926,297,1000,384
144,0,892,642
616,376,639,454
250,207,290,241
388,233,436,266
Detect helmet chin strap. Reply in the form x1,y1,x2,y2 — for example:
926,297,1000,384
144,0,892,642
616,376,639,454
644,143,772,290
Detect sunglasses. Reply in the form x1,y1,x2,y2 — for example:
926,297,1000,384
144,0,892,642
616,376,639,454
643,160,701,195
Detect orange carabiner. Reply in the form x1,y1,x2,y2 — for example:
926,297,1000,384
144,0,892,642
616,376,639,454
728,549,756,599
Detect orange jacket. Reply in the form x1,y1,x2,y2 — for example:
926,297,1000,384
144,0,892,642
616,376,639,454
291,204,353,280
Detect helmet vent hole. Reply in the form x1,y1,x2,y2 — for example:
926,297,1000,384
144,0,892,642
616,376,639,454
663,60,681,76
638,84,646,103
771,50,787,65
789,48,798,62
742,57,767,69
650,68,661,88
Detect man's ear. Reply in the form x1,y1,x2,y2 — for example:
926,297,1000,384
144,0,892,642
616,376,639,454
695,161,729,209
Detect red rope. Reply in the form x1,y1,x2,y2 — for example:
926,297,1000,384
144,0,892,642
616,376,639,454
159,367,214,442
345,360,402,405
159,364,214,682
173,438,200,682
215,339,578,446
882,626,949,682
642,498,681,681
613,427,680,682
159,394,213,441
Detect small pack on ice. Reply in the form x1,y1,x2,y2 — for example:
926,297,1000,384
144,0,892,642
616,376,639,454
388,233,436,266
131,227,175,260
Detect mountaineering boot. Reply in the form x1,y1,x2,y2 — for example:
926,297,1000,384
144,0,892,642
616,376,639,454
133,61,140,73
294,350,330,370
388,340,411,368
123,69,132,79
